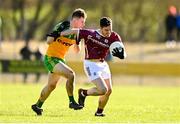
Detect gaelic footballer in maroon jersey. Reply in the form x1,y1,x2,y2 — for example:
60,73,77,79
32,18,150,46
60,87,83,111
76,29,123,60
61,17,126,117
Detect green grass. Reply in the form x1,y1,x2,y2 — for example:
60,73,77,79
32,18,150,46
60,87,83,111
0,83,180,123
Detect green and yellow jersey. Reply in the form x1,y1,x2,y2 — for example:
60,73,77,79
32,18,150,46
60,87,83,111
44,21,76,72
46,21,76,59
46,35,76,59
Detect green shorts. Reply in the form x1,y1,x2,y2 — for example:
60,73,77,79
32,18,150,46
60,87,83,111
44,55,65,72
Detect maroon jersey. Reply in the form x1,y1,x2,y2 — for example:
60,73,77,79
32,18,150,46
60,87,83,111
77,29,122,60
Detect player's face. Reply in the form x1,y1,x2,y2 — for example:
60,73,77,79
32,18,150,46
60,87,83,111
101,25,112,37
71,17,86,28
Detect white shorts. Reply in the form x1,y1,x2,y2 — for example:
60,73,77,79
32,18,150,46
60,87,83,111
84,60,111,81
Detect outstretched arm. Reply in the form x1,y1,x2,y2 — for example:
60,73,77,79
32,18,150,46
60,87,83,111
61,29,79,36
46,29,77,45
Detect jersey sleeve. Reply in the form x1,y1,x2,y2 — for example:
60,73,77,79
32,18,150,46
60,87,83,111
113,32,122,42
110,32,125,49
76,29,90,45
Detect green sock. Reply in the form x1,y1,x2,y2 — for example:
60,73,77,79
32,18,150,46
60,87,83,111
69,96,76,103
36,99,44,108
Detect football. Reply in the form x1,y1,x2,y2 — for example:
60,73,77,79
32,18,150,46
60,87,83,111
109,41,124,55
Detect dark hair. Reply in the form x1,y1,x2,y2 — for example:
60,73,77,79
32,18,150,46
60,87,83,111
71,8,87,19
100,17,112,28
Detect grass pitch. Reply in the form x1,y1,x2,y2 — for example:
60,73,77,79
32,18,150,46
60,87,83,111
0,83,180,123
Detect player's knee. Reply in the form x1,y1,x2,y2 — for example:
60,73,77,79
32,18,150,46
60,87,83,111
106,89,112,96
99,87,108,95
68,71,75,79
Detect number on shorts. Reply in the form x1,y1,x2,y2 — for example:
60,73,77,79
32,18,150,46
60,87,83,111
86,67,91,76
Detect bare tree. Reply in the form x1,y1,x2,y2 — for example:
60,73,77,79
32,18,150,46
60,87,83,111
40,0,64,40
11,0,65,42
12,0,25,40
24,0,44,42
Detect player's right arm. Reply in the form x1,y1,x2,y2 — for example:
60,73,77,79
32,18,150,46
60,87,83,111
61,29,79,36
61,29,91,52
61,28,92,38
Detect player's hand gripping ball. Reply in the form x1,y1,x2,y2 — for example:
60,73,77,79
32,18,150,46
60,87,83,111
109,41,126,59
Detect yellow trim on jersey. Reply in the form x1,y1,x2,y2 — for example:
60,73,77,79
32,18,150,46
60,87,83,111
46,36,76,59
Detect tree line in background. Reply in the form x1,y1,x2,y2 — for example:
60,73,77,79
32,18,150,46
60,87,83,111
0,0,180,43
